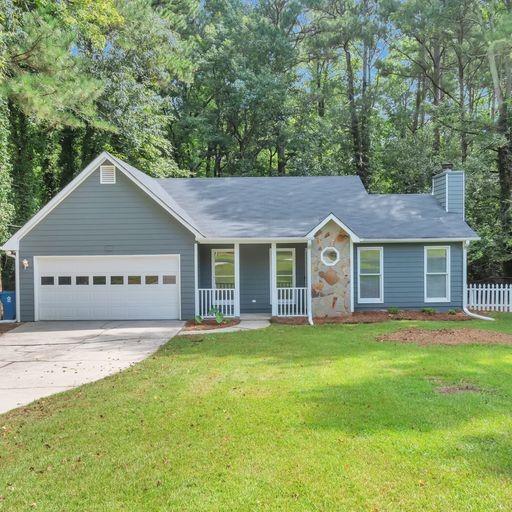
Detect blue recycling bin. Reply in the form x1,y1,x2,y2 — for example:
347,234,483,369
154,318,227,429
0,291,16,320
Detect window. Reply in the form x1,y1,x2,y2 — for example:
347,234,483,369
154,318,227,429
163,275,176,285
58,276,72,285
321,247,340,267
358,247,383,303
145,275,158,285
41,276,54,286
76,276,89,285
100,165,116,184
276,249,295,288
128,275,141,285
110,276,124,285
93,276,106,285
212,249,235,288
425,247,450,302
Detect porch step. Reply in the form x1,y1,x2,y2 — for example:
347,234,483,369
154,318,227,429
239,313,271,321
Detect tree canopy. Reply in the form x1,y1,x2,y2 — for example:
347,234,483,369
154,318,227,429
1,0,512,285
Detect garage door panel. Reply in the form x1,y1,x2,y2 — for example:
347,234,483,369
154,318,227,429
36,255,180,320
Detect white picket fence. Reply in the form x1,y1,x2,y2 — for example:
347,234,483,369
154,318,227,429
467,284,512,312
198,288,236,317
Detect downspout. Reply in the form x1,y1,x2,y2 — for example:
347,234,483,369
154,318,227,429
462,240,494,321
3,251,18,323
306,239,314,325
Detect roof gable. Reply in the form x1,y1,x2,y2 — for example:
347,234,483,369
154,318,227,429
1,152,202,251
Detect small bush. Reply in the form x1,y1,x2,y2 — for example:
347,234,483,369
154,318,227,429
387,307,400,315
194,315,203,325
421,307,436,315
448,309,457,315
208,307,225,324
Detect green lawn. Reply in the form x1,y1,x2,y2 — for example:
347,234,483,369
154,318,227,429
2,316,512,511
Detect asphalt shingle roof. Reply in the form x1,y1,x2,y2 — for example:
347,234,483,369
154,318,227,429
153,175,478,240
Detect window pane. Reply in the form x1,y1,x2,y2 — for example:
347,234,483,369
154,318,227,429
41,276,54,286
128,275,141,285
76,276,89,285
276,250,294,275
360,275,380,299
93,276,106,285
145,275,158,285
58,276,71,285
360,250,381,274
427,248,447,273
163,275,176,285
111,276,124,285
427,274,447,299
214,251,234,277
276,276,293,288
215,276,234,288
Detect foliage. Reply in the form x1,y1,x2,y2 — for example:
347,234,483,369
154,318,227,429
387,307,400,314
0,0,512,281
421,307,437,315
208,307,225,324
194,314,204,325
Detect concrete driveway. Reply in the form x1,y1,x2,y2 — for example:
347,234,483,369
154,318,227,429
0,320,183,414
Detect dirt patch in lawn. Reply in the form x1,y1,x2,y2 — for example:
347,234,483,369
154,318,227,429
0,323,18,336
183,318,240,332
379,327,512,346
272,310,473,325
436,383,483,394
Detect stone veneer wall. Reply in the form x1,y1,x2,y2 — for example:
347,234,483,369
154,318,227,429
311,220,351,317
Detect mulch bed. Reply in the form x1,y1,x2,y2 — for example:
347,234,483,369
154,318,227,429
183,318,241,332
272,310,473,325
378,327,512,346
0,323,18,336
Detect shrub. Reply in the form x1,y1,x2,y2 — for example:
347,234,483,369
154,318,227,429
208,307,225,324
387,307,400,315
448,309,457,315
421,307,436,315
194,315,203,325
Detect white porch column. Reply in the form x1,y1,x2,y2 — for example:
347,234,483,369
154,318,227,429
234,243,240,317
271,242,277,316
306,239,313,324
194,242,199,317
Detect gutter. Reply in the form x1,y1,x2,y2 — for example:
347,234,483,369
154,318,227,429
306,239,314,325
462,241,494,321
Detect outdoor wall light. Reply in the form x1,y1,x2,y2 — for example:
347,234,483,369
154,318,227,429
22,258,29,269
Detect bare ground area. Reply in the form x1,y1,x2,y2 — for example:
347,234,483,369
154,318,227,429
379,327,512,346
272,310,473,325
183,318,241,331
0,323,18,336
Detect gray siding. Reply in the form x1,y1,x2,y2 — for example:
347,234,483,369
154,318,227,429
198,243,306,314
354,242,464,311
19,166,196,321
432,170,464,216
447,172,464,216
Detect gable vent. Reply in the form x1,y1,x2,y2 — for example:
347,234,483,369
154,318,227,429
100,165,116,184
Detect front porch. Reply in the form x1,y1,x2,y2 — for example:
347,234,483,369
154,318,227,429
194,242,311,318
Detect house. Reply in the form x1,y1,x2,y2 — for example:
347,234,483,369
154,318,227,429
1,152,478,323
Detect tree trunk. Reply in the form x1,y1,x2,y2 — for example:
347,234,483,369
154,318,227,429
344,43,370,186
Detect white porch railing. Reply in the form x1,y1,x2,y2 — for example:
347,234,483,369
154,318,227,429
276,287,308,317
467,284,512,312
198,288,236,317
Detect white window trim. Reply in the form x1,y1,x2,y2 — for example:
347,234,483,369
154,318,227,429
321,246,340,267
276,248,296,288
100,164,116,184
357,246,384,304
211,248,235,289
424,246,451,303
269,247,297,305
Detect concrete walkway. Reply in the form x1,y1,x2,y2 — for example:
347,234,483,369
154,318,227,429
0,320,183,414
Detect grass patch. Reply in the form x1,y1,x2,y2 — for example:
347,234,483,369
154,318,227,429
2,314,512,510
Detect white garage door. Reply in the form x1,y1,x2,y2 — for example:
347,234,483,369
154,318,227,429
35,255,180,320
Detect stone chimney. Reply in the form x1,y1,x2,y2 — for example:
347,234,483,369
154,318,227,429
432,163,465,218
